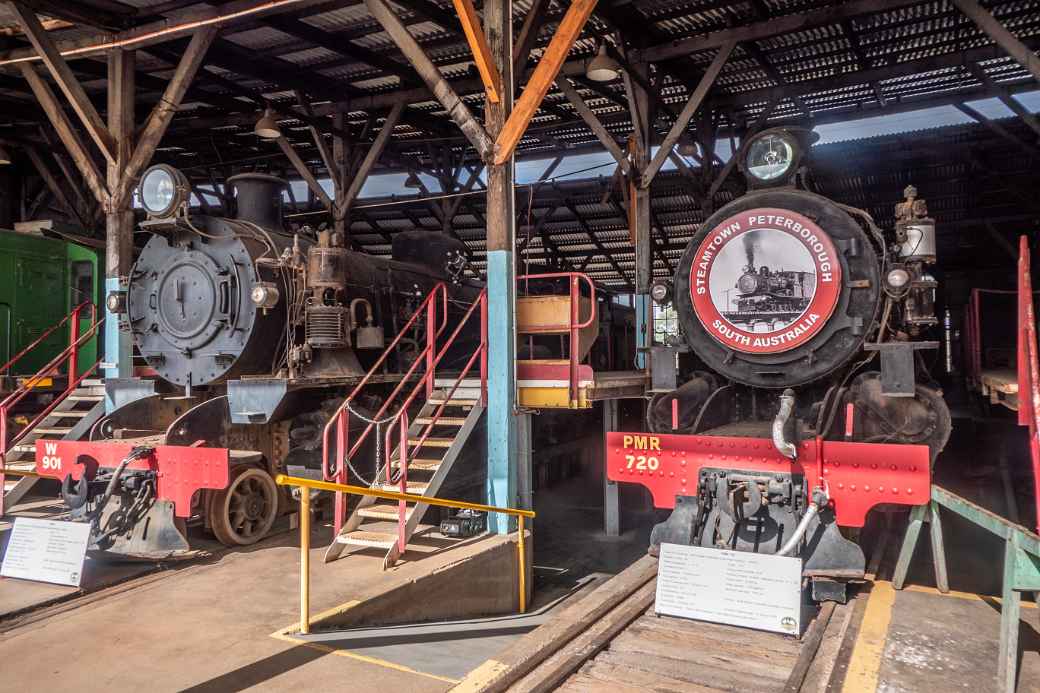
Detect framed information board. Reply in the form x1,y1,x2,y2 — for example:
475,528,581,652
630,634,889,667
1,517,90,587
655,542,802,635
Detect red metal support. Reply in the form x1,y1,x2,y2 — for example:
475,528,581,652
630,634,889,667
480,292,488,407
398,411,408,553
1016,235,1040,533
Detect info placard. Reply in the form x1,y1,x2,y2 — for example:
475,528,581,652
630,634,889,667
655,543,802,635
1,517,90,587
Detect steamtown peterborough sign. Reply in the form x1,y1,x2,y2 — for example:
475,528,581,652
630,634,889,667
690,207,842,354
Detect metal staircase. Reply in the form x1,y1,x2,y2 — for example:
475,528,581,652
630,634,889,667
1,302,103,516
324,393,484,567
2,381,106,510
322,283,488,568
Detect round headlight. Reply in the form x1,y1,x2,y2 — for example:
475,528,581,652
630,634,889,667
650,279,672,305
139,164,188,217
744,132,796,182
886,268,911,289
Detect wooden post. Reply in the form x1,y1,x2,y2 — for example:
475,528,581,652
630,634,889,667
105,48,135,379
332,106,350,241
484,0,518,534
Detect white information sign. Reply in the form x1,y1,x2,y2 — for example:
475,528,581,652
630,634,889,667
1,517,90,587
655,542,802,635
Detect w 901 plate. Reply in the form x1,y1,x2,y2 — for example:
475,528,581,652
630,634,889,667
606,432,930,527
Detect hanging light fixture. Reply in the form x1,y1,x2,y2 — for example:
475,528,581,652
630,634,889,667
677,138,698,158
0,145,12,165
404,171,422,189
586,42,621,83
254,108,282,139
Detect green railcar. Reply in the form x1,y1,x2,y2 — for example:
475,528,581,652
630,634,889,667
0,229,101,385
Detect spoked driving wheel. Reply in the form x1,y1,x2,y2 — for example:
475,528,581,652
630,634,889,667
207,466,278,546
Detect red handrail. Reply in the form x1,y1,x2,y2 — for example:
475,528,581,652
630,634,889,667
383,289,488,550
1,304,102,516
0,301,96,377
321,283,460,532
1016,236,1040,534
516,272,596,406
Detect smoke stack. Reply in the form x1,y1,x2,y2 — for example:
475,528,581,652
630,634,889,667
227,173,287,229
744,232,756,269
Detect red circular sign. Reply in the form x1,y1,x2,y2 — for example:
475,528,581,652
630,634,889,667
689,207,842,354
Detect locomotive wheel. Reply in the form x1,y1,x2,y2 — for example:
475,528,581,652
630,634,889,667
207,466,278,546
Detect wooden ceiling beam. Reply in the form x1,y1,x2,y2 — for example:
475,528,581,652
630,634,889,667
641,40,734,188
495,0,599,164
364,0,492,159
7,2,116,164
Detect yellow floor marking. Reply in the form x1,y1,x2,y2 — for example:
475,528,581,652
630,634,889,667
841,579,896,693
901,583,1038,608
270,627,460,684
450,659,511,691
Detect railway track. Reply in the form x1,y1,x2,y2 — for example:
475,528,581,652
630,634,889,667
455,534,888,693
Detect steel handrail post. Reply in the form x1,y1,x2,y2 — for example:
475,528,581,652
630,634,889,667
332,412,347,533
398,411,408,553
569,275,580,406
68,303,81,381
426,289,436,398
384,412,394,485
0,405,6,515
518,514,526,613
480,292,488,406
299,486,311,634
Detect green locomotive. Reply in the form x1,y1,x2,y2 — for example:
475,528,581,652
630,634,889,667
0,228,101,393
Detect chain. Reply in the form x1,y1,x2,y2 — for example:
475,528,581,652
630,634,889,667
343,400,405,485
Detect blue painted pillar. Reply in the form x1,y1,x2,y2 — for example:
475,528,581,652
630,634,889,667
486,251,517,533
484,0,517,534
104,276,132,382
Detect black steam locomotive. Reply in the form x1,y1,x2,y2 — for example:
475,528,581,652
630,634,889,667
724,264,814,329
614,127,950,602
39,168,483,557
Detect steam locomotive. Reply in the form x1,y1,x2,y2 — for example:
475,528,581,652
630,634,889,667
611,127,950,602
725,264,814,329
35,168,483,558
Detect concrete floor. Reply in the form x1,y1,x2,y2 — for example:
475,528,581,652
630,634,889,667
0,466,656,692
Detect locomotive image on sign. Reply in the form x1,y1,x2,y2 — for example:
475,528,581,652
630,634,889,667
691,207,841,354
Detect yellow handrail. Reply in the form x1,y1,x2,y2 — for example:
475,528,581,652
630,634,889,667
274,474,535,634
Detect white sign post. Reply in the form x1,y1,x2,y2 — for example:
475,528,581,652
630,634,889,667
1,517,90,587
655,542,803,635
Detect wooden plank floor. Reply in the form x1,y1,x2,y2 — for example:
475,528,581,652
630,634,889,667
556,582,809,693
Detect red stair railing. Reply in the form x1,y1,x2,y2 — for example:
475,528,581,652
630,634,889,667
382,289,488,552
1,302,102,516
1,301,95,378
322,283,464,533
